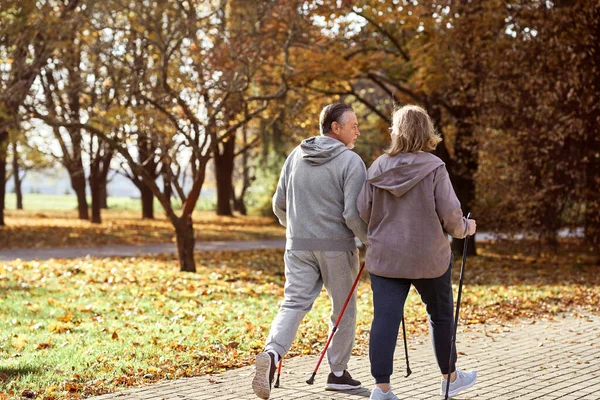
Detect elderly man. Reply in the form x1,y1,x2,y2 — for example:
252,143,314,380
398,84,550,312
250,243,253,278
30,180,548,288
252,103,369,399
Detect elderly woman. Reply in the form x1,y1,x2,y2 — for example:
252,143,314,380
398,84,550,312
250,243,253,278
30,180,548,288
358,105,477,400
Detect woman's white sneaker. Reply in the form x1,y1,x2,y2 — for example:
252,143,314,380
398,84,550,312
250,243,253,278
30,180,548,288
440,368,477,398
370,387,400,400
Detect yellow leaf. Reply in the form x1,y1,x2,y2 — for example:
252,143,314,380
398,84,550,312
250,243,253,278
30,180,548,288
48,321,74,333
12,335,28,350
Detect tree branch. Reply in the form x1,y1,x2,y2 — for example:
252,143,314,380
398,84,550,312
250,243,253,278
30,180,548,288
352,8,411,62
31,110,179,222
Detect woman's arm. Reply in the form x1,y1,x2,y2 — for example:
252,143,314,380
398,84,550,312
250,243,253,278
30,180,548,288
433,165,469,238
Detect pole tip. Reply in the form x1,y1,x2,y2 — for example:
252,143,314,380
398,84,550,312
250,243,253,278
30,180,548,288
306,372,316,385
274,373,280,388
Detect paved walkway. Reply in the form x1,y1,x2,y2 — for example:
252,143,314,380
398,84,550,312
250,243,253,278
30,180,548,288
2,228,584,262
92,313,600,399
0,239,286,261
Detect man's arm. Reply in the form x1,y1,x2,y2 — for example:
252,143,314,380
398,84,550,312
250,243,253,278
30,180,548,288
272,151,294,227
343,155,369,245
357,179,373,226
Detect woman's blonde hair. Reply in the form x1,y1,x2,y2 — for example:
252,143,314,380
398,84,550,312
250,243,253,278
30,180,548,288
385,105,442,156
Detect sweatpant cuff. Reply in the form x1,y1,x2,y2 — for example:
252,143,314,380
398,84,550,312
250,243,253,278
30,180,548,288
265,342,285,359
329,363,349,373
441,367,457,375
374,375,391,384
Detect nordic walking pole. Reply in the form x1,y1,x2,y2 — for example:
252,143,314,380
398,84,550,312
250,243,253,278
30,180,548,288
445,212,472,400
306,261,366,385
274,358,283,388
401,315,412,377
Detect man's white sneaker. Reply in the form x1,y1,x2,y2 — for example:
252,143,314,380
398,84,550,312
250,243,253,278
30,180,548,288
252,352,276,399
440,368,477,398
370,387,400,400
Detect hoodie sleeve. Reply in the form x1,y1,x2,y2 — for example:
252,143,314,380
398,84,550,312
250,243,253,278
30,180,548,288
357,179,373,226
343,154,369,245
272,150,295,227
433,165,468,238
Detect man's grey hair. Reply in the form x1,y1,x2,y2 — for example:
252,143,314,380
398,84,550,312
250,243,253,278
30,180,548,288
320,103,354,135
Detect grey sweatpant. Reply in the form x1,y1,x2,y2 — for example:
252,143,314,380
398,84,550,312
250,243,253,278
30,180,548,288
265,249,360,373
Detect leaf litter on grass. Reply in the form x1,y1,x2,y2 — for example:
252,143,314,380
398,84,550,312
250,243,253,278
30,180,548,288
0,240,598,399
1,210,285,250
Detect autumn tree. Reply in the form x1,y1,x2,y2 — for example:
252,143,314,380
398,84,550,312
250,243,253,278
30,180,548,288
39,31,90,220
107,18,163,220
5,127,54,209
0,0,81,225
475,1,600,246
212,0,297,216
33,1,127,223
34,0,293,271
8,123,24,209
292,0,485,253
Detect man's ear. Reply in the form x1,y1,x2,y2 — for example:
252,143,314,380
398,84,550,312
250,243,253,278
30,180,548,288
331,121,340,134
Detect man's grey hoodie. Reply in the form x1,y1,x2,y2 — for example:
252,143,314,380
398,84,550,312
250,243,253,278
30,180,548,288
273,136,368,251
357,151,469,279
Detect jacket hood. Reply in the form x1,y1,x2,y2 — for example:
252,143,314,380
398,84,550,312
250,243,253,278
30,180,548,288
300,136,348,165
368,152,444,197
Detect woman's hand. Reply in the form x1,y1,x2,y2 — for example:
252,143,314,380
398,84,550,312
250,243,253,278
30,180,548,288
466,219,477,236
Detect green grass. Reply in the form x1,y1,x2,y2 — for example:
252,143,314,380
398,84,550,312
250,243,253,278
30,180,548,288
0,250,296,398
0,249,380,399
4,193,216,212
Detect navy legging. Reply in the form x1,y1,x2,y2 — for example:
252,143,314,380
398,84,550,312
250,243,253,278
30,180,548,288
369,264,456,383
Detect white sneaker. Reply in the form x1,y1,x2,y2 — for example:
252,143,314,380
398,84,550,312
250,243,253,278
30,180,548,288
252,352,276,399
440,368,477,398
370,387,400,400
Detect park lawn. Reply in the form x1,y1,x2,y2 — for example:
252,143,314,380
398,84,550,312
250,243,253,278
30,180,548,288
1,209,285,250
1,241,599,399
3,193,216,212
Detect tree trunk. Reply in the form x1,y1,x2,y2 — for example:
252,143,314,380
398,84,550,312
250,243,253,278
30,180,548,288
214,137,235,216
0,131,7,226
89,154,101,224
70,171,89,220
232,184,247,215
89,140,112,223
89,177,102,224
11,138,23,210
584,115,600,248
232,121,250,216
584,166,600,248
137,133,158,219
450,179,478,257
163,175,172,210
140,182,154,219
99,184,108,209
583,18,600,249
174,215,196,273
449,119,478,256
